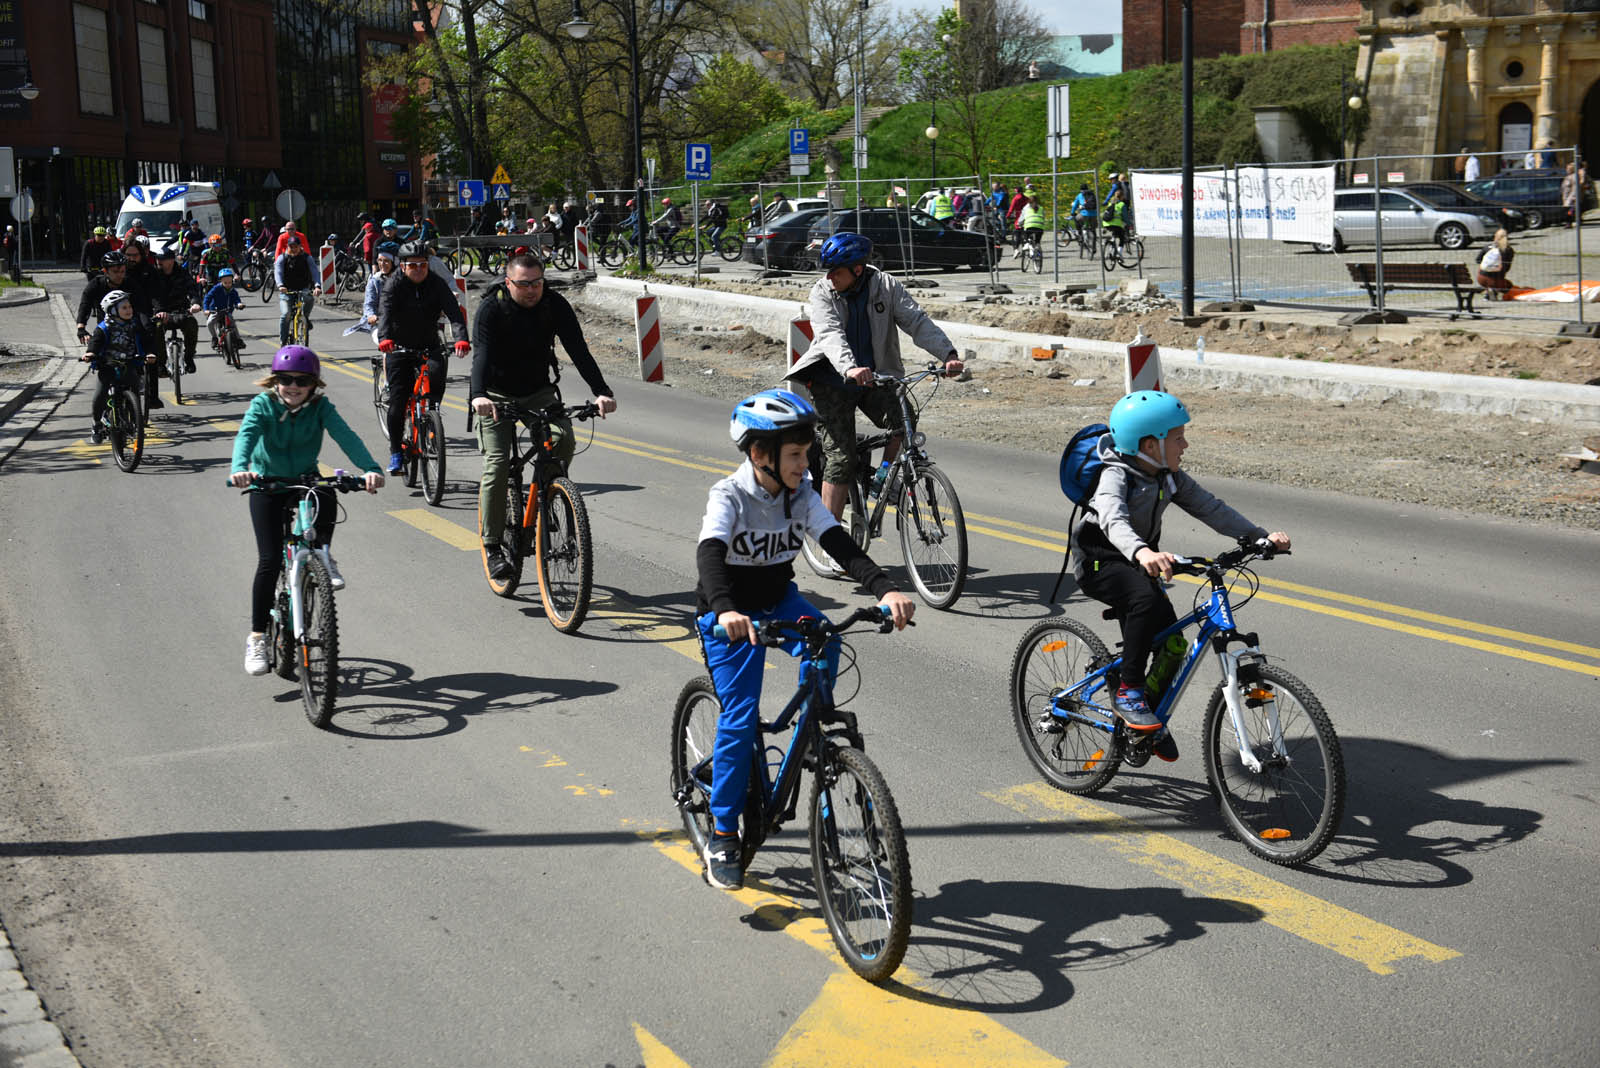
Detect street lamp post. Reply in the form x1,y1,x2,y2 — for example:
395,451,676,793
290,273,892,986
564,0,645,266
925,32,951,192
1337,76,1363,185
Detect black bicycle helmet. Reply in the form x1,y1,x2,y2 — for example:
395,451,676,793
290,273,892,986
818,232,872,270
102,250,127,268
397,240,428,261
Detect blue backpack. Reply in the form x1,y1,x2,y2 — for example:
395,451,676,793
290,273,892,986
1049,423,1110,601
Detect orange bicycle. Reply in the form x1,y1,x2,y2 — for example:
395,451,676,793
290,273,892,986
383,346,448,506
479,400,600,633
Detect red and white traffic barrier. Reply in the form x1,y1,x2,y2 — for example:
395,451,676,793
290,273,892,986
1124,330,1163,393
787,308,814,398
454,269,469,325
574,224,591,272
318,244,337,297
635,288,664,383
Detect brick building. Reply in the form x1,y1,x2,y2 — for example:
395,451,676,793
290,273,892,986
1241,1,1361,52
1122,0,1246,70
0,0,421,261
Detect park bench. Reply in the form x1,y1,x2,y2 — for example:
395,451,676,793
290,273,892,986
1346,261,1483,317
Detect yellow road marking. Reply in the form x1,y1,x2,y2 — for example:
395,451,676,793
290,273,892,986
388,508,480,550
209,418,241,431
634,1024,693,1068
650,835,1065,1067
987,783,1461,975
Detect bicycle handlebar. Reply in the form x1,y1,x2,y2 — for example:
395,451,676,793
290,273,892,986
711,605,907,645
225,471,370,493
1171,537,1288,577
867,361,955,389
498,400,603,424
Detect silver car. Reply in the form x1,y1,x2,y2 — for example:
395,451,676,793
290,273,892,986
1315,188,1496,253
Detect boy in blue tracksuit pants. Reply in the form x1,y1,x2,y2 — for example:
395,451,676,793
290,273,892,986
694,389,914,890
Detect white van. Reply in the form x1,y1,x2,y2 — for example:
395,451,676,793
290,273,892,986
114,182,225,253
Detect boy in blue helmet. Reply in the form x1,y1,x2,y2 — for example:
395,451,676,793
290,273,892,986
1070,390,1290,759
202,267,246,352
694,388,914,890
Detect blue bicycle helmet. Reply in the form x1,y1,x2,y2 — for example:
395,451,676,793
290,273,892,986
818,232,872,271
1108,390,1190,454
730,389,817,451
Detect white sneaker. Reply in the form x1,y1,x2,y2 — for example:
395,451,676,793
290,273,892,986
326,556,345,590
244,633,270,676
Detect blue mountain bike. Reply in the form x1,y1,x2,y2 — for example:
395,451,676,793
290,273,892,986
1010,538,1345,866
670,606,913,982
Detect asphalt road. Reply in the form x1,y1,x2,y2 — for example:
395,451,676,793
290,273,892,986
0,278,1596,1067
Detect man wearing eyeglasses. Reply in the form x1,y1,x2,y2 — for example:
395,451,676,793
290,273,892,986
469,254,617,580
376,241,470,475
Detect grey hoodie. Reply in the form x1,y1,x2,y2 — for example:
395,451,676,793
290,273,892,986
1071,433,1266,578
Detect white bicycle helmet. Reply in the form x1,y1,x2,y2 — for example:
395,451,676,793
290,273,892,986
100,289,132,316
729,389,817,451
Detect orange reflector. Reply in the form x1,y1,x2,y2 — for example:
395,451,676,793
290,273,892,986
1082,749,1105,771
1246,687,1275,701
1260,828,1291,840
1041,640,1070,652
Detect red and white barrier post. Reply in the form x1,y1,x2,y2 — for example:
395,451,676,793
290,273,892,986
318,244,337,298
574,224,591,272
1124,330,1164,393
635,287,664,383
787,306,814,399
454,268,469,324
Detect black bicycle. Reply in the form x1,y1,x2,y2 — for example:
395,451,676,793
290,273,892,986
95,357,147,472
478,400,600,633
671,606,913,982
156,311,194,405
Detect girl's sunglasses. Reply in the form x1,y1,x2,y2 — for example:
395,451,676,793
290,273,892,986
277,374,316,387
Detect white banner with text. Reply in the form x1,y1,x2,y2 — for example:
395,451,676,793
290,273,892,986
1130,167,1334,243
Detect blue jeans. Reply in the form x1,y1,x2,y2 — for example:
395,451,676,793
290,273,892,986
278,289,315,344
696,584,840,836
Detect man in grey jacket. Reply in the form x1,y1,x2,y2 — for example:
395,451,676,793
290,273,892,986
785,232,964,524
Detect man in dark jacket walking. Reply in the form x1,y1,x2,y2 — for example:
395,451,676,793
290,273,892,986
376,241,469,473
468,254,617,577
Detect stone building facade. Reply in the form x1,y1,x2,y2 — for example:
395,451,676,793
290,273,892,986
1355,1,1600,176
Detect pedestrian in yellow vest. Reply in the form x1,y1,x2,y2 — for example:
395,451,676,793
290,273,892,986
930,189,954,220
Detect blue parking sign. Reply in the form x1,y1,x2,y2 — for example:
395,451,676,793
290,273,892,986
685,143,712,181
789,128,809,155
394,170,411,193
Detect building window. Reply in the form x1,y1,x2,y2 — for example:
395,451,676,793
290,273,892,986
192,39,219,129
138,23,171,124
73,3,115,116
189,0,213,19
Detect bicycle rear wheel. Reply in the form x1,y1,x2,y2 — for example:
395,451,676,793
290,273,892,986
599,240,626,269
1203,664,1344,867
800,480,867,578
109,389,144,472
897,463,966,609
1122,236,1145,269
296,552,340,729
536,476,593,633
670,677,764,873
553,244,575,271
1010,619,1122,794
167,337,184,405
810,745,912,983
716,235,743,262
371,359,388,436
481,475,524,597
420,409,447,506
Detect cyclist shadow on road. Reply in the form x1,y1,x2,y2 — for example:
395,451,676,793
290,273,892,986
520,584,698,643
935,566,1071,621
270,656,618,740
1306,737,1552,890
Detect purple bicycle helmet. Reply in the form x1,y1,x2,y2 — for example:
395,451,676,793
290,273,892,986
272,345,321,377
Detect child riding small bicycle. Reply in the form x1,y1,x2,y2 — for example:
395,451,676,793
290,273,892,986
694,389,913,890
1070,390,1289,761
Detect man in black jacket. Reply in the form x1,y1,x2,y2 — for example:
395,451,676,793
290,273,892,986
376,240,469,474
76,251,137,342
469,254,617,578
80,227,115,278
149,246,202,373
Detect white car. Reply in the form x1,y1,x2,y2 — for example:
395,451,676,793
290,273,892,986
1312,188,1496,253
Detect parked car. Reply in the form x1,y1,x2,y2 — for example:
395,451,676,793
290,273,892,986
1398,182,1526,232
1463,168,1594,229
1307,188,1496,253
807,208,995,271
742,208,831,269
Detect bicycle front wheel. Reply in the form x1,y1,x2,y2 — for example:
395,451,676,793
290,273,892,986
167,339,184,405
536,476,593,633
1020,245,1039,273
371,360,388,436
716,235,743,262
896,463,966,609
1010,619,1121,794
420,409,447,506
1101,240,1120,272
481,476,524,597
810,746,912,983
1122,236,1145,269
599,240,626,269
296,553,340,729
1203,664,1345,866
109,390,144,472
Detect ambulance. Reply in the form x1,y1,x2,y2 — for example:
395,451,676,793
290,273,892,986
114,181,225,253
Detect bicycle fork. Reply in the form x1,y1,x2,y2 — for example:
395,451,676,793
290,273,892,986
1214,643,1282,774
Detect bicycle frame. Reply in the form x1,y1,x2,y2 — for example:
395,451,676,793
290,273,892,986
495,401,599,528
282,490,336,642
853,366,944,543
1051,569,1277,773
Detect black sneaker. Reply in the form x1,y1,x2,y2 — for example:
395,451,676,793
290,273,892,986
185,356,197,373
486,551,515,582
703,832,743,890
147,395,164,410
1151,729,1179,763
91,424,105,444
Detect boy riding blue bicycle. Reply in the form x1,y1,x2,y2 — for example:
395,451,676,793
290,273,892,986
694,389,914,890
1071,390,1289,761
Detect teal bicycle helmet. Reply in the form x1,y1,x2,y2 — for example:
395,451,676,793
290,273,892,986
1108,390,1190,454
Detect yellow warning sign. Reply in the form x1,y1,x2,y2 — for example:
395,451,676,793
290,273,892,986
490,164,511,185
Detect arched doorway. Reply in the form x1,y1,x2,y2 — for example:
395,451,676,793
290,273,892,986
1498,101,1534,162
1583,80,1600,166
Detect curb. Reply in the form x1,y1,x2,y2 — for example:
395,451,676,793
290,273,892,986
572,275,1600,426
0,294,90,466
0,927,81,1067
0,290,50,308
